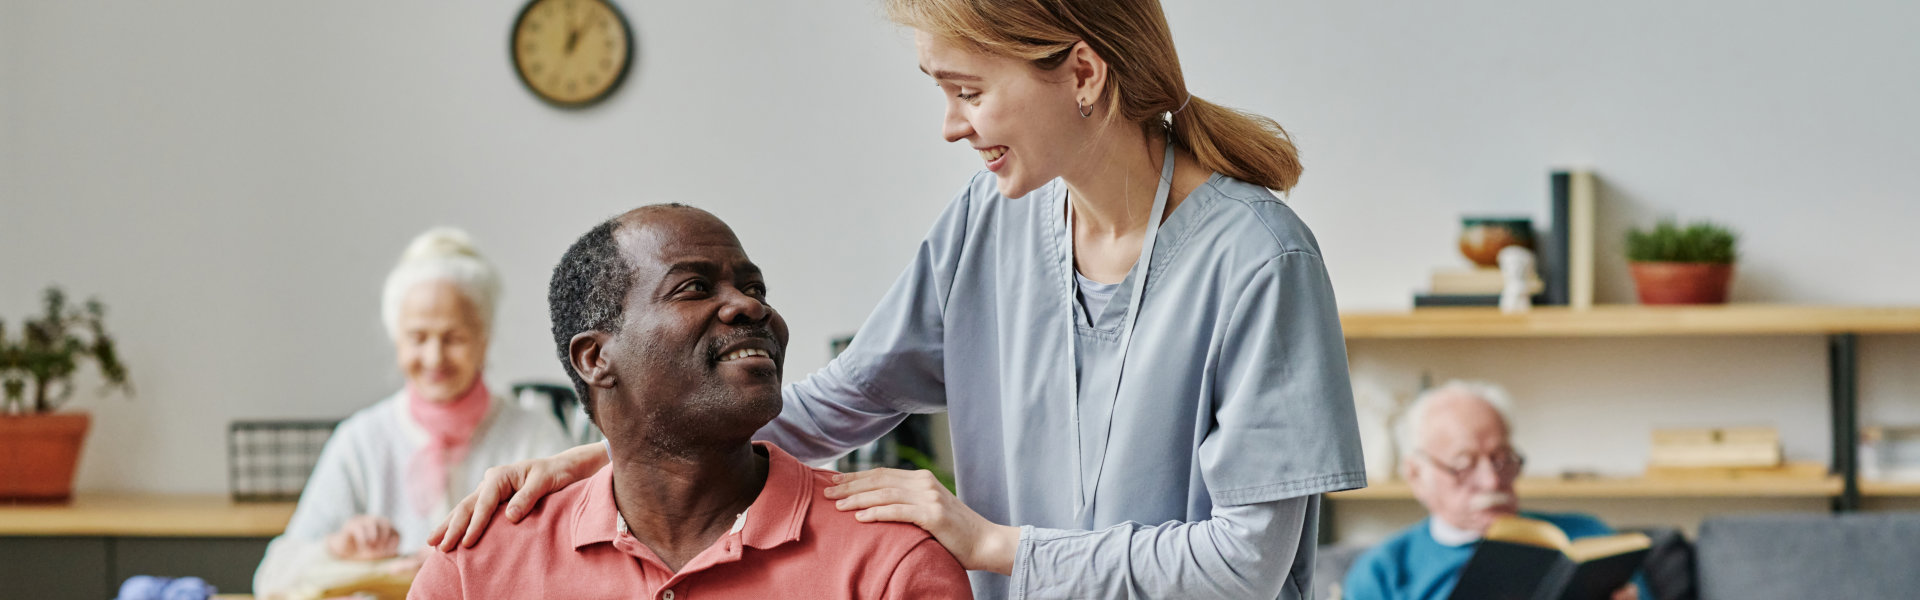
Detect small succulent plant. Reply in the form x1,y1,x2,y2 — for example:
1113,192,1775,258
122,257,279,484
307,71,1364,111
1626,221,1738,264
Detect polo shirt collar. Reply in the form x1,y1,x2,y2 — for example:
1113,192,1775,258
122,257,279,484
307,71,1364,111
570,441,813,552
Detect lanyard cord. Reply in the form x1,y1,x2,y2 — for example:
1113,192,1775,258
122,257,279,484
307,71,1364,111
1064,139,1178,522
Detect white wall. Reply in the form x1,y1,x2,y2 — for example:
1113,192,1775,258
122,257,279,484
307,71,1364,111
2,0,952,494
1227,0,1920,542
2,0,15,232
4,0,1917,543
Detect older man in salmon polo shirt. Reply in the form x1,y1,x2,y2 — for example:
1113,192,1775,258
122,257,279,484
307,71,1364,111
410,204,970,599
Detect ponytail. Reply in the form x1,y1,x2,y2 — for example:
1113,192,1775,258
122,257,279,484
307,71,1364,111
1169,97,1303,192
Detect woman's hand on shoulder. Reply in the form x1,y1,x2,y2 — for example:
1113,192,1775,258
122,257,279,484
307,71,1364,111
427,442,609,551
825,468,1021,575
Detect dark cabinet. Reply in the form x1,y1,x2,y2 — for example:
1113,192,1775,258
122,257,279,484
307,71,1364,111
0,536,269,599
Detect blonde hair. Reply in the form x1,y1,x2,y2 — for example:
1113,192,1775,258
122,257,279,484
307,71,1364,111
380,227,502,339
885,0,1303,191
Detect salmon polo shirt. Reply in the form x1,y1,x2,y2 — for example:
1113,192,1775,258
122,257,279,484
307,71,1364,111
410,442,971,599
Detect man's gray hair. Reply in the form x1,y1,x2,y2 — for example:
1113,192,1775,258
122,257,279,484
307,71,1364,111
1394,380,1516,459
381,227,502,339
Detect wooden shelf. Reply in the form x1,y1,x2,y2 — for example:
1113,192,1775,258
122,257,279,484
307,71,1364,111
1860,480,1920,497
1340,305,1920,339
0,494,295,537
1329,476,1845,500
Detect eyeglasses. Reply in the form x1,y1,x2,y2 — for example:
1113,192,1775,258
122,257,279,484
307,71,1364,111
1416,448,1525,481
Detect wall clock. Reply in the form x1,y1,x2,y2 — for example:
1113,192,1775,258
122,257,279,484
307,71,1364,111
511,0,634,108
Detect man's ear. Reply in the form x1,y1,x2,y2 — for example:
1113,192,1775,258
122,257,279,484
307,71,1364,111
1400,456,1420,483
1067,41,1108,110
569,331,617,390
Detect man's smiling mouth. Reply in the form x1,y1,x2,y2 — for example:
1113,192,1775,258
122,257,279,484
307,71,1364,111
719,348,772,362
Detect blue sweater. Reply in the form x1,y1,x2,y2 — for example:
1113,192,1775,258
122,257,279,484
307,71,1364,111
1340,512,1650,600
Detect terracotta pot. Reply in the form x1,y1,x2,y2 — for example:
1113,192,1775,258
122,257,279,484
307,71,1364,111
0,411,91,501
1630,262,1735,304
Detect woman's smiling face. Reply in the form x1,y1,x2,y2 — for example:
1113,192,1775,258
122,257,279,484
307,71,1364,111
394,279,487,403
917,31,1088,199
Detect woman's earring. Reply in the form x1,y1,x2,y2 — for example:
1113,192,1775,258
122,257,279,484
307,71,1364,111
1077,101,1093,118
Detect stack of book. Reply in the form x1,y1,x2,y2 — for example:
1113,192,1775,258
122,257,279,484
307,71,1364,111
1416,170,1595,308
1425,267,1543,295
1644,426,1789,478
1861,425,1920,481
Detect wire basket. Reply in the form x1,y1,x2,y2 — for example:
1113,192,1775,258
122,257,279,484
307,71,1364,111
228,419,339,502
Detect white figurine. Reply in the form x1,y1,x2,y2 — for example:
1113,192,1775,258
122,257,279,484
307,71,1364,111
1498,246,1535,314
1349,377,1401,482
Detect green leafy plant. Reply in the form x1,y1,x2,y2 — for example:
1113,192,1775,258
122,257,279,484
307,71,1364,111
0,287,132,414
1626,220,1739,264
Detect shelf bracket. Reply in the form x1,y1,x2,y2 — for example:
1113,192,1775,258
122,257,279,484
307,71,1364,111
1830,333,1860,512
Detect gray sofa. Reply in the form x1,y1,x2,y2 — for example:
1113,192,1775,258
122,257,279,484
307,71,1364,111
1693,512,1920,600
1315,512,1920,600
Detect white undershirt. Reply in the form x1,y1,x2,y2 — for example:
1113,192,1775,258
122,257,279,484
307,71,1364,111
1075,270,1123,328
1429,517,1484,547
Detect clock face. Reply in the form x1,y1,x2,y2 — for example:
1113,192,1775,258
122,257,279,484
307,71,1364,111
512,0,633,107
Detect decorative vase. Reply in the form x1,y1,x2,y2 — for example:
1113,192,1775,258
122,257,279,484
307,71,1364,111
1630,262,1735,304
1459,217,1535,268
0,411,91,501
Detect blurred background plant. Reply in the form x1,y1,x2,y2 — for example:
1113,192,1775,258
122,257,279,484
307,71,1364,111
1,286,132,414
1626,220,1739,264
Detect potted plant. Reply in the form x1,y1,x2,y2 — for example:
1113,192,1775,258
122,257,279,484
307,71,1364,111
1626,220,1739,304
1,286,131,501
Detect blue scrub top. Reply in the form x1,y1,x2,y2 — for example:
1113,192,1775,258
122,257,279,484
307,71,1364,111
759,170,1366,598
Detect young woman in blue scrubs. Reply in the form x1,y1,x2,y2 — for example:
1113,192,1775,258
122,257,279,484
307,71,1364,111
433,1,1364,597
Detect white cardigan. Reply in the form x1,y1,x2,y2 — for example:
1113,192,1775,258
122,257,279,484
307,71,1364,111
252,390,573,597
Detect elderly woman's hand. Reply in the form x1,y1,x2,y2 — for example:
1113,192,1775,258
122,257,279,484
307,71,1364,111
825,467,1021,574
327,515,400,561
427,441,610,551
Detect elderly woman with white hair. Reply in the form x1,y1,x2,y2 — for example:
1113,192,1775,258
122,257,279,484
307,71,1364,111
253,228,572,598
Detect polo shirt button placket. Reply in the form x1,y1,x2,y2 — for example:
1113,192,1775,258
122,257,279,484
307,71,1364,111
662,589,675,600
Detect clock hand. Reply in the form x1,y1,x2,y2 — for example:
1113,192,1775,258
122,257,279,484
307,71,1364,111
565,6,597,55
561,2,584,55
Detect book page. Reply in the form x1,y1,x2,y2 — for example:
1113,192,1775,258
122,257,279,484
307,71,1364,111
1565,532,1651,563
1485,515,1572,550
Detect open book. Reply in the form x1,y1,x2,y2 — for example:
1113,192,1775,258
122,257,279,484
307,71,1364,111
1446,515,1650,600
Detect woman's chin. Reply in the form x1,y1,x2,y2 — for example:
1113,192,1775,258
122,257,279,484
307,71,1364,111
409,381,463,403
996,176,1041,200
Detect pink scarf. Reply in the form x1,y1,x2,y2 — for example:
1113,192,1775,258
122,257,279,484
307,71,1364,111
406,377,491,517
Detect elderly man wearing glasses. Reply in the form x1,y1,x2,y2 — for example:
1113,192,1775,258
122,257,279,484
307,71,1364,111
1339,381,1644,600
